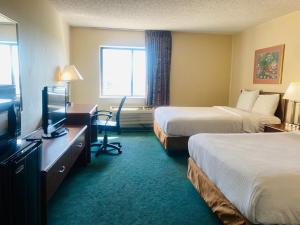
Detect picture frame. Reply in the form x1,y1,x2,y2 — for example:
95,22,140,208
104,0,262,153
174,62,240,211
253,44,285,84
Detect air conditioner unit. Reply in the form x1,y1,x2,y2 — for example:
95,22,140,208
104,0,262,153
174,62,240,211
110,106,154,128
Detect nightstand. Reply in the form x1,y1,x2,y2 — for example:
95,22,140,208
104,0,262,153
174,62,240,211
264,123,300,132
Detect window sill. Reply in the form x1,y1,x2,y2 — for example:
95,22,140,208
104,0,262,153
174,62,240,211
99,96,145,99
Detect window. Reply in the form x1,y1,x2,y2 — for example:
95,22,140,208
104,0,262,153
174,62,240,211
0,43,20,95
100,47,146,97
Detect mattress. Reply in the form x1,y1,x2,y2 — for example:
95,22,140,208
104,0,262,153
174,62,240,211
188,131,300,224
154,106,281,136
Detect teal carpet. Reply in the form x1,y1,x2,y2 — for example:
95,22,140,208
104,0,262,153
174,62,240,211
48,132,221,225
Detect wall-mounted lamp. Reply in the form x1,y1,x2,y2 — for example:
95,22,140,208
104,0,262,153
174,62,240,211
59,65,83,105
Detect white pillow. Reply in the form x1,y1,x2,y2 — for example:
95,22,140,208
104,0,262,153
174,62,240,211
236,90,259,111
252,94,280,116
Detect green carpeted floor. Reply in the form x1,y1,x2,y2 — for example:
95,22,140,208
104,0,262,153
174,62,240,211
48,131,222,225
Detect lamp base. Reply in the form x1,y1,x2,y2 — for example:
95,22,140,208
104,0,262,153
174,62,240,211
285,122,300,131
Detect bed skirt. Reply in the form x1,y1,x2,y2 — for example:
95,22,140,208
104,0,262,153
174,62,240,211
187,158,253,225
153,120,189,153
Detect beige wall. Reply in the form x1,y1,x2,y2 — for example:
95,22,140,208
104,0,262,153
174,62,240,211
70,28,145,108
170,32,232,106
70,28,232,108
229,10,300,106
0,0,69,134
1,0,298,132
0,24,17,43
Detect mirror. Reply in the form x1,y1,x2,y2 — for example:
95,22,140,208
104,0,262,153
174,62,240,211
0,13,21,105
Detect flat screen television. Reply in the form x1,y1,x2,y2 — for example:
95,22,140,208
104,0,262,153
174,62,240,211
42,86,68,138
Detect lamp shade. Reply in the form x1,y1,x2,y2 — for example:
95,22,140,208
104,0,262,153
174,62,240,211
60,65,83,81
283,82,300,102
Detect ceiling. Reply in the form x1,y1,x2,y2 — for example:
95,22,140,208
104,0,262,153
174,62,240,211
50,0,300,33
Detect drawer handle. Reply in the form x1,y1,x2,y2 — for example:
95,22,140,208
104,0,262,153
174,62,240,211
58,165,66,173
76,143,83,148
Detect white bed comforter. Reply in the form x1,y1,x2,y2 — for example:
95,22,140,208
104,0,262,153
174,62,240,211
189,132,300,224
154,106,280,136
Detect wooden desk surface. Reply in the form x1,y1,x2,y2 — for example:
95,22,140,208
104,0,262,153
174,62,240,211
67,104,97,114
41,125,87,171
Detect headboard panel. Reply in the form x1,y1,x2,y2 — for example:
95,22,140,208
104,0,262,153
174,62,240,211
260,91,286,122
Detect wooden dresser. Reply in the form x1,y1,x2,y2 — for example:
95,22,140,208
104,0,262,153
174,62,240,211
40,125,87,225
66,104,97,164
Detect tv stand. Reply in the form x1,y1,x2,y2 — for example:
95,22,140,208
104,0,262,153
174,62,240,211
42,127,68,139
40,125,87,225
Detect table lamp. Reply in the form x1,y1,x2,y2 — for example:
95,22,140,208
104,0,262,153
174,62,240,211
283,82,300,124
60,65,83,105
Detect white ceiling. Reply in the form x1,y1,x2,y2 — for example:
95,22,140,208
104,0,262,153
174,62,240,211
50,0,300,33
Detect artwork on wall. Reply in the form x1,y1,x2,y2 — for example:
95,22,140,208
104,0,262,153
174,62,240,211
253,44,285,84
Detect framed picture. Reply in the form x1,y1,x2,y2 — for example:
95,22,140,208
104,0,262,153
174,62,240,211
253,44,285,84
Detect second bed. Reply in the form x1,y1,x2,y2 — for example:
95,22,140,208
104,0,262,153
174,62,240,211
154,92,285,153
188,131,300,225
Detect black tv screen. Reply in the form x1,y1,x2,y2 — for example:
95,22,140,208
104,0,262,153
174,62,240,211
42,86,66,135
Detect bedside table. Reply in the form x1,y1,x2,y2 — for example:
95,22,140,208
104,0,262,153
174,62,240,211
264,123,300,132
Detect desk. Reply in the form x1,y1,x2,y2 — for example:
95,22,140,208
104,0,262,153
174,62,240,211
40,125,87,225
66,104,97,164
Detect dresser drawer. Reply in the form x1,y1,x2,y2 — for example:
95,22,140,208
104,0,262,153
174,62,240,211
45,150,72,201
45,133,85,201
69,133,85,164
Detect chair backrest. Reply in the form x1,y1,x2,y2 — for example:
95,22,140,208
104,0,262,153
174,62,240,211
116,96,126,127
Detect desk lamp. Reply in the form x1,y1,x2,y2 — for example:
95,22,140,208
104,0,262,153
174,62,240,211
60,65,83,105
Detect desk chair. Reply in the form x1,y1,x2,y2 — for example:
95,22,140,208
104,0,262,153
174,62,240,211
91,96,126,155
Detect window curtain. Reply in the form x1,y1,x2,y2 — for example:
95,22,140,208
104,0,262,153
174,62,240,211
145,31,172,106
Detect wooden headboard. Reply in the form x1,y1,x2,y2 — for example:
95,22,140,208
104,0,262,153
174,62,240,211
260,91,287,122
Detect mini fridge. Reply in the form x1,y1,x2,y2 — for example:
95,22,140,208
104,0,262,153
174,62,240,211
0,139,42,225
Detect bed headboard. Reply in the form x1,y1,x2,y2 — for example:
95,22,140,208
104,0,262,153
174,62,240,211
260,91,286,122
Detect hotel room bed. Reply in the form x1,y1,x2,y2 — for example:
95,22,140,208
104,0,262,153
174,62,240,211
188,132,300,225
154,92,285,153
